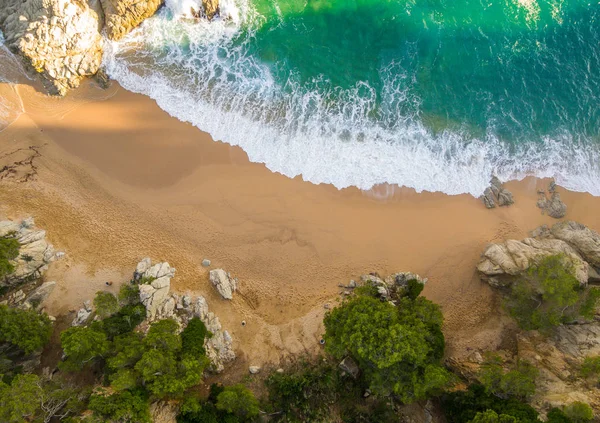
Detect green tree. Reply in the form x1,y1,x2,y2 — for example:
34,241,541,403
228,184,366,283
118,283,140,306
216,384,260,420
563,402,593,423
506,255,599,331
93,291,119,319
324,292,452,402
181,317,209,356
60,326,110,371
88,389,151,423
143,318,181,351
469,410,520,423
0,236,19,280
581,356,600,384
0,304,52,354
0,374,39,422
479,354,538,400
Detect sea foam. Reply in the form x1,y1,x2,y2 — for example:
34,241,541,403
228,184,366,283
103,2,600,197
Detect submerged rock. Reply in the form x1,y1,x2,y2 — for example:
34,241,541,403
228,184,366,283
480,176,514,209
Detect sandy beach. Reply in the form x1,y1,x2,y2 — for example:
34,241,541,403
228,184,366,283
2,80,600,375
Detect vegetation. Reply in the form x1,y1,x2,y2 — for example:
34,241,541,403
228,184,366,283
469,410,520,423
580,356,600,384
479,354,538,399
87,389,151,423
323,280,452,403
0,304,52,355
506,255,600,331
60,326,110,371
0,236,19,280
562,402,594,423
93,291,120,319
181,317,210,356
216,384,260,420
442,384,541,423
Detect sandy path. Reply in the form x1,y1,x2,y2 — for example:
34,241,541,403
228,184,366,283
2,81,600,372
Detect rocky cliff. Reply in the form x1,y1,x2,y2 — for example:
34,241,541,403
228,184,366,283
0,0,222,95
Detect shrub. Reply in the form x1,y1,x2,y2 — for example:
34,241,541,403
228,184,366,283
581,356,600,384
563,402,594,423
441,384,540,423
88,388,151,423
0,374,39,423
93,303,146,340
479,354,538,399
506,255,599,331
0,305,52,354
118,283,140,306
216,384,260,420
324,291,452,402
93,291,120,319
181,317,209,357
0,236,19,280
469,410,520,423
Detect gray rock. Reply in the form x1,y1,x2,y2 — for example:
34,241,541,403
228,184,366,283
209,269,237,300
249,366,261,374
482,187,496,209
202,259,211,267
136,259,176,320
339,356,360,379
72,303,92,326
25,281,56,309
100,0,163,41
1,218,55,288
481,176,514,208
550,221,600,266
536,182,567,219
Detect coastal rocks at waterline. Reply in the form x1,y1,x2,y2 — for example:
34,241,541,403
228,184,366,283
0,217,56,287
100,0,163,41
134,258,236,372
481,176,514,209
0,0,104,96
537,182,567,218
477,221,600,286
209,268,237,300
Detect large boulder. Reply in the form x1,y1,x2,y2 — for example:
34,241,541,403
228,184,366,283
99,0,163,40
1,218,55,288
550,221,600,267
136,259,176,320
477,238,589,285
209,269,237,300
0,0,104,95
481,176,514,209
24,281,56,310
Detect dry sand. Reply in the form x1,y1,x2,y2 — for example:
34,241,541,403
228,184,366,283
2,80,600,374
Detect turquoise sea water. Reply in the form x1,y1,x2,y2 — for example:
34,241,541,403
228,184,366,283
104,0,600,195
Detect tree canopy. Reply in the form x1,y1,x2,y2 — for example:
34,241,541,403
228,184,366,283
0,304,52,354
0,236,19,280
216,384,260,420
323,283,452,403
93,291,120,319
506,255,600,331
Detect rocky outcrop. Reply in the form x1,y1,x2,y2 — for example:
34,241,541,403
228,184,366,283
481,177,514,209
0,0,104,95
24,281,56,309
477,221,600,286
537,182,567,219
0,217,55,288
99,0,163,41
360,271,427,302
72,300,93,326
149,401,178,423
134,258,235,372
209,269,237,300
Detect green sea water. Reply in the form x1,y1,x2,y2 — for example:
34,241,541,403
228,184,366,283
105,0,600,194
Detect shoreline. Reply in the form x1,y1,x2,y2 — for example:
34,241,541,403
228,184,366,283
2,80,600,370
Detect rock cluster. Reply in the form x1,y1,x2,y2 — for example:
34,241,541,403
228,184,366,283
477,221,600,286
481,176,514,209
537,182,567,219
0,0,222,95
134,258,235,372
360,271,427,302
209,268,237,300
0,217,56,287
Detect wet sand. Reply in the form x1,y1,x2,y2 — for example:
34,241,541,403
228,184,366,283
2,80,600,370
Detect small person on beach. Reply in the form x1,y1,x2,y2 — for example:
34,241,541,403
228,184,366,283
105,281,113,286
